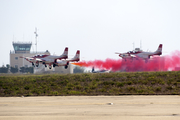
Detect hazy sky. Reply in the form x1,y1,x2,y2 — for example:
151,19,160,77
0,0,180,66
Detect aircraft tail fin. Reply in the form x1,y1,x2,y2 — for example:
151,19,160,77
71,50,80,62
155,44,162,55
92,67,95,73
67,50,80,62
74,50,80,60
63,47,68,55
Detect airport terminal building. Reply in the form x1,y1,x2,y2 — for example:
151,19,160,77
10,42,73,74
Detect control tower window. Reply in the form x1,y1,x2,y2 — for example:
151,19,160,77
12,42,32,53
26,48,30,51
14,46,18,51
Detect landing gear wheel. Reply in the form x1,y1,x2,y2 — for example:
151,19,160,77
49,66,52,69
53,64,56,67
36,62,39,67
65,65,68,69
32,63,35,67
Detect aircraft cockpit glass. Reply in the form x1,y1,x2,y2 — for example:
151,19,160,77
128,51,133,54
34,55,45,57
34,55,40,57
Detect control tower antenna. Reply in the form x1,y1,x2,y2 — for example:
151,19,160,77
34,27,38,53
133,42,135,50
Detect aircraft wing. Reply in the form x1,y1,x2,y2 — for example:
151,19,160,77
129,54,137,58
133,54,149,59
20,56,34,62
35,58,43,62
115,52,121,54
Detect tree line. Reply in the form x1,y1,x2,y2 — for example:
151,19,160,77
0,64,34,74
0,65,85,74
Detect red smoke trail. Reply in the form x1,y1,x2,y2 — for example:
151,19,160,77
72,59,122,71
164,50,180,71
72,51,180,72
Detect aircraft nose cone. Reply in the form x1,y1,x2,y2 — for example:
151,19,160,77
119,54,123,57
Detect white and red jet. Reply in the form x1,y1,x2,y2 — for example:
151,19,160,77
55,50,80,69
20,47,68,69
115,44,163,61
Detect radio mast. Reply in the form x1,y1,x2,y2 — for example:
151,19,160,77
34,28,38,53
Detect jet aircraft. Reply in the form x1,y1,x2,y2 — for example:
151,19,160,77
92,67,110,73
20,47,68,69
20,48,80,69
115,44,163,61
54,50,80,69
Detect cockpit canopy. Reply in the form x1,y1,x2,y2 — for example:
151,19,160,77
127,48,142,54
34,54,46,57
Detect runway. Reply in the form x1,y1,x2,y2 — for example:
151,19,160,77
0,96,180,120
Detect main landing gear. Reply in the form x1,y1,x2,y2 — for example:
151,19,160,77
65,65,68,69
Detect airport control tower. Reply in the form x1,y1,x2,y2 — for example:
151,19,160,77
10,41,50,69
12,42,32,53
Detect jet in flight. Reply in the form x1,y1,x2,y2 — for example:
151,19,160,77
53,50,80,69
20,47,68,68
115,44,163,61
